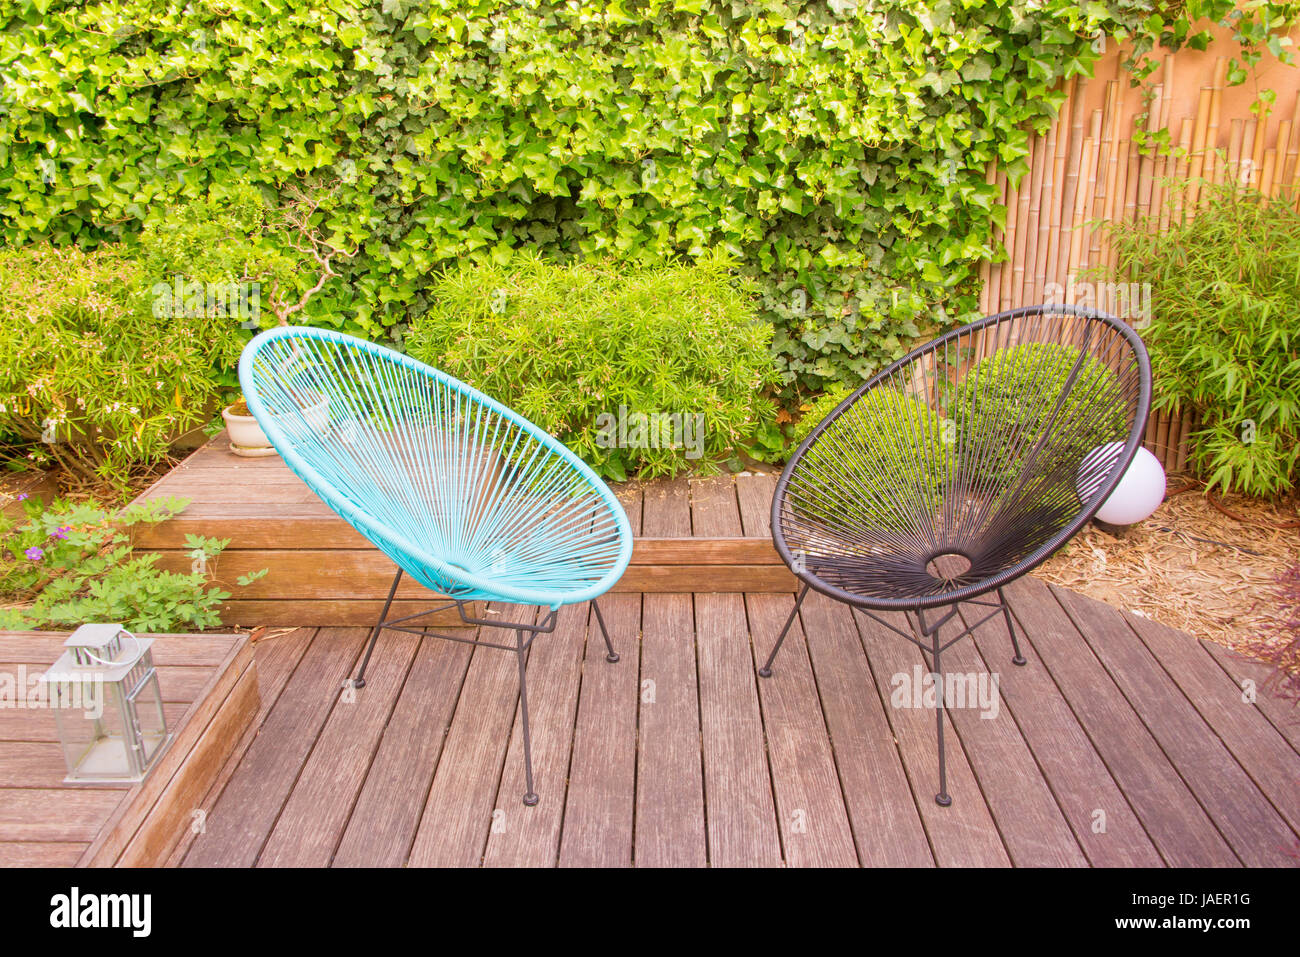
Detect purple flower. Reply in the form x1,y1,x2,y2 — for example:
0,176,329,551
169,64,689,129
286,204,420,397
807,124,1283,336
24,546,43,562
52,526,70,540
17,493,28,501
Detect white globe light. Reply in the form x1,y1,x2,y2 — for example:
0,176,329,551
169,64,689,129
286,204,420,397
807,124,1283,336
1077,443,1167,526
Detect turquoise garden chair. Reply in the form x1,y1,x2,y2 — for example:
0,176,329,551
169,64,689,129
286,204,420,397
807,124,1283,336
239,327,633,805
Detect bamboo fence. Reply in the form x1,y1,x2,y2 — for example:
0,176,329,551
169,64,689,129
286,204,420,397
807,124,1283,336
979,54,1300,473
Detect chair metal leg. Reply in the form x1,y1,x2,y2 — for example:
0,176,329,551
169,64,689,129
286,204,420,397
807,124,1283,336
759,583,810,678
515,628,539,806
353,568,403,689
591,599,619,663
920,609,952,807
997,587,1027,666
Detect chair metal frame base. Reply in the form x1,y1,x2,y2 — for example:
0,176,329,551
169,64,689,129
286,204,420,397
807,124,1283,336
759,582,1026,806
351,568,618,806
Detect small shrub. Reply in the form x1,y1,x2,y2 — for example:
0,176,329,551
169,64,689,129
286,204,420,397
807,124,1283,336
794,387,949,531
955,343,1129,488
1109,184,1300,498
0,495,265,632
0,186,295,490
405,250,778,480
790,385,854,449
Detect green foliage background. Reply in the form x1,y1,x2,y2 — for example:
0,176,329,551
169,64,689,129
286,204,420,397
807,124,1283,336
406,249,778,479
1,0,1295,394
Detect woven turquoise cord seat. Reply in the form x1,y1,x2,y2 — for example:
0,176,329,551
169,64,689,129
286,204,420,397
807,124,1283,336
238,326,632,805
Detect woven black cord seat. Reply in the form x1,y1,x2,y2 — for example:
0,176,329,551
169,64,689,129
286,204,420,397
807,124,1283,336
761,304,1151,805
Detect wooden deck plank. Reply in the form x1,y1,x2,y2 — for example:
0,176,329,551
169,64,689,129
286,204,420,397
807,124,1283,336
1201,641,1300,756
218,598,471,629
0,789,124,842
332,632,474,867
182,627,366,867
635,592,706,868
1128,615,1300,843
0,742,80,788
633,477,706,867
0,702,191,744
1053,585,1298,867
483,603,588,868
695,591,782,866
640,478,691,538
0,632,240,666
1002,577,1239,867
747,593,859,867
689,475,781,867
168,628,315,868
734,472,777,538
793,590,933,866
0,662,216,704
943,606,1088,866
406,608,523,867
557,594,641,867
0,841,87,867
964,591,1164,867
256,629,422,867
614,484,643,536
851,606,1012,867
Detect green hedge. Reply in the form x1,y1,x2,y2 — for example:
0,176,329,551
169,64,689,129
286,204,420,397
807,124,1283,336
1,1,1292,394
405,250,777,480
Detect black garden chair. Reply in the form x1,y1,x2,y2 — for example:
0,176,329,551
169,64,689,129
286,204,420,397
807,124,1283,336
762,304,1151,805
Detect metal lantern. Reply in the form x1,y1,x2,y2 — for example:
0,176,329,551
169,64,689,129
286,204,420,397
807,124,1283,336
39,624,171,783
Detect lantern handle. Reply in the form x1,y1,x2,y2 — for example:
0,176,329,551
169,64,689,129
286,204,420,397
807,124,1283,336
75,628,145,667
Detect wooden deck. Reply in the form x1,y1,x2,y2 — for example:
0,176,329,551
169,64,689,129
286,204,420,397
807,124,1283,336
0,632,256,867
171,477,1300,868
133,435,796,626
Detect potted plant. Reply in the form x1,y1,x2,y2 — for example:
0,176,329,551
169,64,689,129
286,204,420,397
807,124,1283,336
222,394,331,457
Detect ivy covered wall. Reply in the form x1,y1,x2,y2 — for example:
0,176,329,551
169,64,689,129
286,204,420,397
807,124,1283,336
1,0,1292,393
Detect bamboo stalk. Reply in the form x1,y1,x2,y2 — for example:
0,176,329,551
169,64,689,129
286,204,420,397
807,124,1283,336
990,167,1008,313
1011,136,1035,309
1242,116,1260,187
1090,86,1119,282
1169,117,1194,227
1057,77,1091,297
1151,56,1178,231
1136,84,1162,224
1045,80,1074,301
1261,147,1278,197
1165,413,1184,475
1175,411,1192,473
1105,138,1132,314
1285,94,1300,198
1032,122,1056,304
1000,167,1018,313
1024,129,1049,305
1251,111,1267,184
1066,136,1097,302
1227,117,1244,182
1185,87,1213,209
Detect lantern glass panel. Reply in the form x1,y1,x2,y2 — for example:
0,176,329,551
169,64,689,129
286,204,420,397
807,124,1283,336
129,671,168,769
51,676,137,781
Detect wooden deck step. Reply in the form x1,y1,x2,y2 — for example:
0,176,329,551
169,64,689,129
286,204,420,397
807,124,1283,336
0,632,256,868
